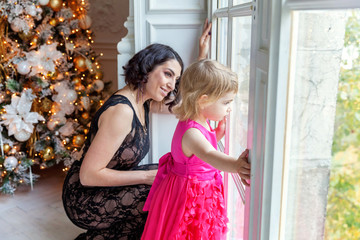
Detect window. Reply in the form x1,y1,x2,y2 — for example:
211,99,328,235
281,8,360,239
212,1,360,239
211,1,254,239
227,15,252,240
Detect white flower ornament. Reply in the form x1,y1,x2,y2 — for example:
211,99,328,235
1,89,45,141
26,43,63,76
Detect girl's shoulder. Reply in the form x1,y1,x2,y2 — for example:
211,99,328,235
178,119,212,133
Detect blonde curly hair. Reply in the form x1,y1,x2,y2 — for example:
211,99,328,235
173,59,238,121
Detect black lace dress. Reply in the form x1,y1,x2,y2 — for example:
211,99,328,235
62,95,157,240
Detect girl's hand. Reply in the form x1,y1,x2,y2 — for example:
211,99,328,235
198,18,212,60
215,116,226,142
236,149,251,186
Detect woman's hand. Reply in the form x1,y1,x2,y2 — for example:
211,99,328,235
215,116,226,142
236,149,251,186
198,18,212,60
144,169,158,185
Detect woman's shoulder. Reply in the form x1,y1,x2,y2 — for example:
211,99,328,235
98,97,134,129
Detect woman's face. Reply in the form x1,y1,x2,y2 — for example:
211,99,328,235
144,59,182,102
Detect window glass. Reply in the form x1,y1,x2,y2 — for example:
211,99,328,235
233,0,252,5
217,17,228,65
226,16,252,240
218,0,228,8
282,9,360,239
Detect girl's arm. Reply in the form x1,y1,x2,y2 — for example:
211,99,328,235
215,117,226,142
79,104,157,187
182,128,251,180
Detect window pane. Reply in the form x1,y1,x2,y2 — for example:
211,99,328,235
282,9,360,239
233,0,252,5
217,17,228,65
218,0,228,8
227,16,252,240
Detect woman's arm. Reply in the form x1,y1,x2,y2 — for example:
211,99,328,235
150,19,212,113
198,19,212,60
182,128,250,182
79,104,157,187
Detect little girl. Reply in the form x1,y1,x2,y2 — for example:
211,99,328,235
141,59,251,240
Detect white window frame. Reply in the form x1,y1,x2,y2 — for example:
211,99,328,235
259,0,360,240
210,0,360,240
210,0,254,195
209,0,255,239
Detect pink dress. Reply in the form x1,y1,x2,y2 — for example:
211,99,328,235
142,120,228,240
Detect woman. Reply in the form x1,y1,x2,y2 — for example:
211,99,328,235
62,20,212,240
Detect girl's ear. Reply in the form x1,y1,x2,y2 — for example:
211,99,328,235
197,94,209,109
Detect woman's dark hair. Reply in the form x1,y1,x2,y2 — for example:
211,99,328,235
122,43,184,111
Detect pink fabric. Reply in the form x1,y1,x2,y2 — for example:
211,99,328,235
143,152,173,211
142,120,228,240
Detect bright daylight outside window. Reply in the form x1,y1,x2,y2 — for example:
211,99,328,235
227,16,251,240
216,17,228,65
214,11,252,240
282,9,360,240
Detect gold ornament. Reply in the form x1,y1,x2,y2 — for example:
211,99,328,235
40,98,53,113
72,134,85,148
49,18,58,26
19,31,34,42
78,15,92,30
81,112,89,120
68,1,78,12
42,146,55,161
49,0,63,11
73,56,87,72
72,76,81,85
3,144,11,154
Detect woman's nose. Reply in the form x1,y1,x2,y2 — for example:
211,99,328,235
167,80,175,91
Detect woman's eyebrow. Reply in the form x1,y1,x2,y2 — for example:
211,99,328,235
166,68,175,75
166,68,180,79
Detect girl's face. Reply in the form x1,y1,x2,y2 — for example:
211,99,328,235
200,91,236,121
144,59,182,102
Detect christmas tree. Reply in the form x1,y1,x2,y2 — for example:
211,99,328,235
0,0,107,194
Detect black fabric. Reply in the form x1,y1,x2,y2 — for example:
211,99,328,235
62,94,157,240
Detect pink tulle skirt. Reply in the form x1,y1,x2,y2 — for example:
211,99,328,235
142,172,228,240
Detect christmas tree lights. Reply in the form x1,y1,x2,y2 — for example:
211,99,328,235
0,0,107,194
